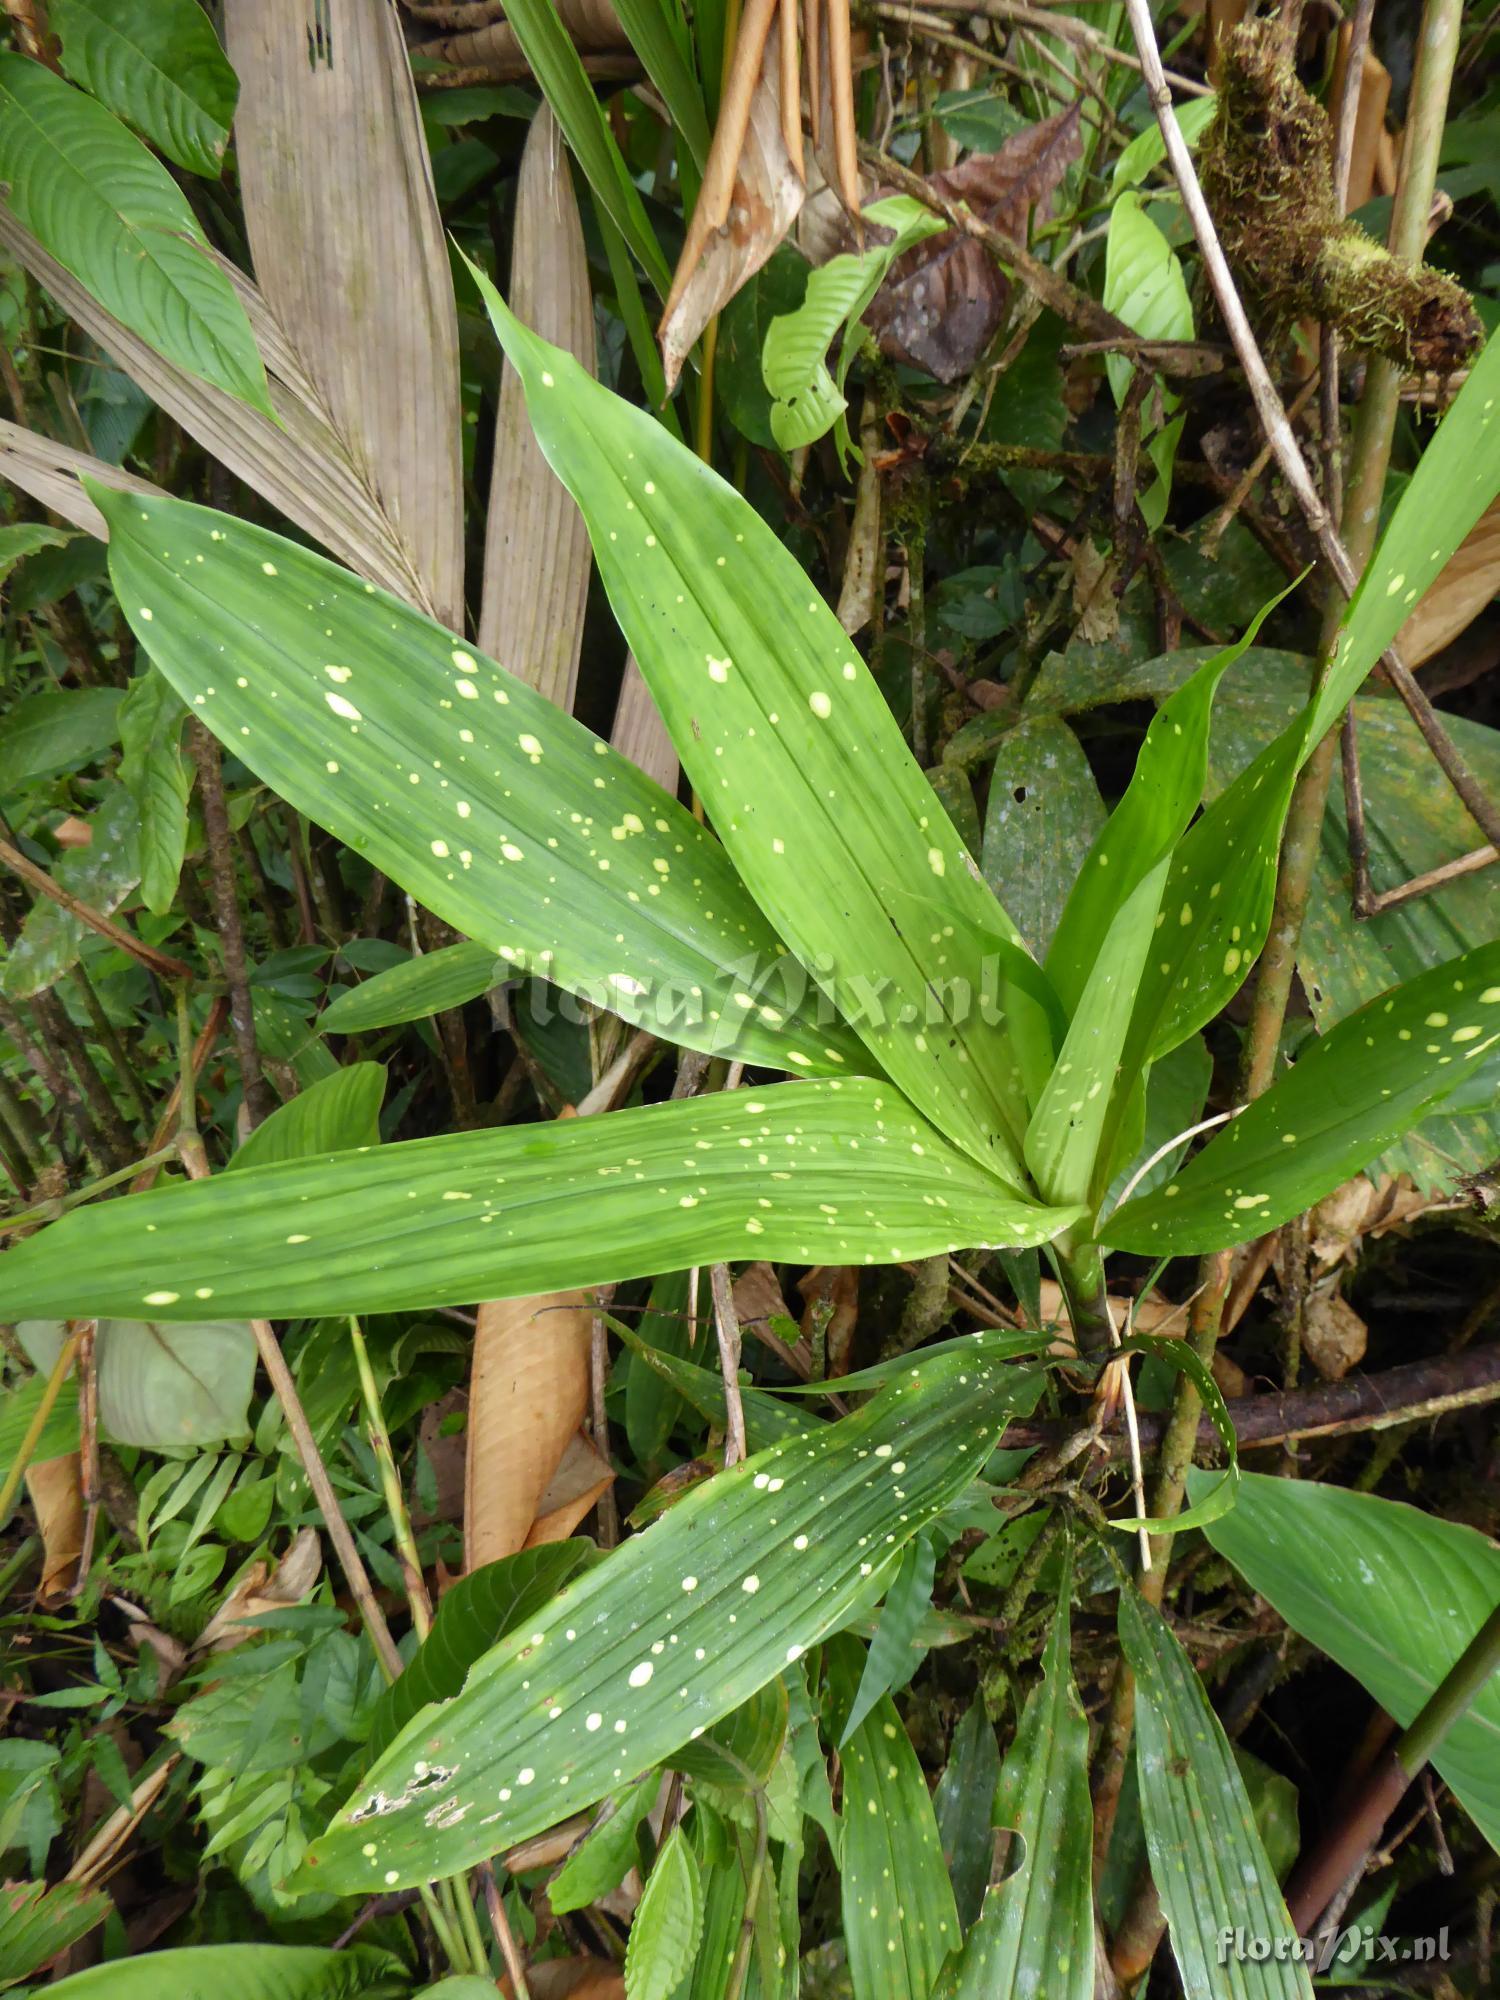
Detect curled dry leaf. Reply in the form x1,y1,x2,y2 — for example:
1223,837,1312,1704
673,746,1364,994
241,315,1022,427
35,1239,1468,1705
26,1452,83,1603
1300,1286,1369,1383
862,104,1082,384
659,15,805,392
1308,1172,1442,1273
465,1292,595,1570
195,1524,322,1652
111,1595,187,1687
525,1428,616,1549
1397,498,1500,667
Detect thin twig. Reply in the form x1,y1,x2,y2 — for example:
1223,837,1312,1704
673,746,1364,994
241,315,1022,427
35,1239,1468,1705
709,1262,748,1466
0,836,191,982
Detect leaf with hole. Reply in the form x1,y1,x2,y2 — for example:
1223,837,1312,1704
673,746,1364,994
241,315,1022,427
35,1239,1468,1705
0,57,269,411
296,1346,1038,1891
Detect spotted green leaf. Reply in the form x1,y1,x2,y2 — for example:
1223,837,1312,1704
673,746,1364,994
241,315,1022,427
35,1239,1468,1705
627,1824,704,2000
51,0,238,177
367,1542,594,1766
1108,939,1500,1253
88,481,863,1079
0,57,269,411
319,942,502,1034
477,271,1048,1182
0,1077,1079,1325
296,1347,1036,1893
937,1563,1091,2000
826,1635,960,2000
1120,1590,1312,2000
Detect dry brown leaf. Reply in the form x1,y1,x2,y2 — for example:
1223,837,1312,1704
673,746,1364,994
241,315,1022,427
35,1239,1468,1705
502,1960,625,2000
837,402,883,636
659,22,805,393
1397,498,1500,667
1301,1286,1369,1382
862,105,1082,384
732,1260,793,1330
110,1596,188,1687
196,1525,322,1652
26,1452,82,1603
52,816,93,849
524,1429,616,1548
465,1292,594,1570
413,0,629,82
1309,1172,1440,1272
1070,537,1119,645
1037,1279,1187,1352
610,656,679,795
502,1812,595,1874
480,105,596,708
1330,21,1392,213
414,1387,467,1527
0,422,165,537
224,0,464,624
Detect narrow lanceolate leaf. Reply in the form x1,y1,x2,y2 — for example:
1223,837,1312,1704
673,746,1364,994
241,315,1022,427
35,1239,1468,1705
0,58,269,413
37,1944,407,2000
298,1347,1037,1892
478,275,1049,1181
320,942,502,1034
116,666,190,913
1120,1591,1312,2000
938,1568,1091,2000
626,1826,704,2000
840,1532,936,1744
1191,1471,1500,1849
0,1879,110,1986
479,105,596,710
1314,325,1500,736
1108,941,1500,1253
0,1079,1082,1324
90,484,864,1079
51,0,238,177
826,1636,961,2000
226,1062,385,1173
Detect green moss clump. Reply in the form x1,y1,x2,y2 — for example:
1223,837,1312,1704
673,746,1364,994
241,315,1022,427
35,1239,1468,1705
1199,21,1481,373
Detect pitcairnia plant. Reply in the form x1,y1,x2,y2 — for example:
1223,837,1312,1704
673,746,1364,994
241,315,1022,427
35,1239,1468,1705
4,278,1500,1906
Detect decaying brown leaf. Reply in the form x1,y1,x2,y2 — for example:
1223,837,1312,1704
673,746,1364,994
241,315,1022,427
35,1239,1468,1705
659,6,805,392
26,1452,83,1603
0,423,165,538
502,1959,625,2000
195,1525,322,1652
1300,1286,1369,1382
525,1429,616,1549
225,0,464,625
1330,19,1392,213
798,1264,859,1378
480,105,596,709
465,1292,595,1570
1397,498,1500,667
863,104,1082,384
1309,1173,1444,1272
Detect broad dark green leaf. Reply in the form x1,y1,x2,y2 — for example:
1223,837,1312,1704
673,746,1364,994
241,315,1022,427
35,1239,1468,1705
0,687,123,792
0,1079,1080,1323
840,1532,936,1744
117,666,189,913
1108,940,1500,1252
92,481,862,1079
933,1699,1001,1932
477,271,1051,1182
367,1542,593,1765
938,1570,1091,2000
627,1824,704,2000
549,1770,658,1913
320,942,501,1034
826,1635,960,2000
0,522,73,590
298,1348,1037,1891
981,714,1104,963
499,0,672,296
40,1945,407,2000
0,58,268,411
1120,1590,1312,2000
227,1063,386,1174
1191,1470,1500,1850
51,0,238,176
0,1878,109,1987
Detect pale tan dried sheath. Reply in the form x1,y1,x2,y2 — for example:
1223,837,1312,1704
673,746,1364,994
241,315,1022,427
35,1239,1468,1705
479,105,596,709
